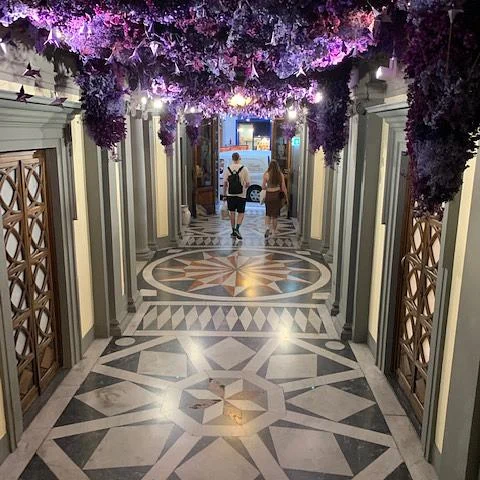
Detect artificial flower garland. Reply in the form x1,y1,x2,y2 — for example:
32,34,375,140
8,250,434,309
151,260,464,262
405,0,480,213
0,0,377,150
3,1,479,213
307,62,352,167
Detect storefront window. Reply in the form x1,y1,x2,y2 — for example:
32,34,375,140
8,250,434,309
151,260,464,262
236,120,271,150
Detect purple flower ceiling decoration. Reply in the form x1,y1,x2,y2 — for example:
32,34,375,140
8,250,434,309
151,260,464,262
0,0,378,150
185,112,204,146
307,61,352,167
404,0,480,214
3,1,477,213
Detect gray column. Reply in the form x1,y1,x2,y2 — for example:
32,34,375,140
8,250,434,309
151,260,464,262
350,113,383,342
102,150,129,335
170,124,182,242
324,168,337,263
326,145,348,317
83,132,111,338
83,130,130,337
321,166,335,255
298,123,310,245
334,113,366,339
143,117,158,249
131,116,152,259
121,116,140,313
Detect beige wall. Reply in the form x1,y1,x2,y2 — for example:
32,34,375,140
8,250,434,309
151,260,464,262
310,150,326,240
367,121,389,342
153,117,169,238
435,156,477,452
71,117,95,338
114,162,126,296
0,378,6,441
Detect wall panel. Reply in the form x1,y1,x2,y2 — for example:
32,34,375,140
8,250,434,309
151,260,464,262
153,117,169,239
367,121,389,343
71,118,95,339
310,151,325,241
435,157,477,452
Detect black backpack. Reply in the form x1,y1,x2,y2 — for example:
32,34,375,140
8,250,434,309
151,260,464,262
228,166,244,195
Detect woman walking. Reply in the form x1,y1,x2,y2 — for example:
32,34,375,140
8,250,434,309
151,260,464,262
262,160,287,238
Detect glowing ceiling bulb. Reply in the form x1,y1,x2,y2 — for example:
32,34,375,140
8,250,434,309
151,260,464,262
153,98,163,109
229,93,253,108
287,108,298,121
141,96,148,105
313,91,323,103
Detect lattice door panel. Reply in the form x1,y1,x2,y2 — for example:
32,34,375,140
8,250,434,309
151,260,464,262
0,151,60,412
395,203,441,421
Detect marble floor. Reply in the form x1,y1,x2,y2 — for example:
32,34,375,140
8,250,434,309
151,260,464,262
9,211,437,480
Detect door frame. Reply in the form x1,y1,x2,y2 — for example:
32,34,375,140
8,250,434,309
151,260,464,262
0,150,64,414
0,93,82,454
368,100,465,468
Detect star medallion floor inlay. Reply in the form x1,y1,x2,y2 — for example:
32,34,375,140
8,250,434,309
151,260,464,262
15,212,417,480
143,248,331,301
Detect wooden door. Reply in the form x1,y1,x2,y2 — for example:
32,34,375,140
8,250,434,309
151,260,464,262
0,151,61,413
272,119,293,215
394,189,442,421
193,118,218,215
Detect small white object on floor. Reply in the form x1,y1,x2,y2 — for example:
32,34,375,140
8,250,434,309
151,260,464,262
140,289,157,297
115,337,136,347
312,292,329,300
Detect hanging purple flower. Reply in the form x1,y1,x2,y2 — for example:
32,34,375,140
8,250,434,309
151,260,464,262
185,112,203,145
307,62,352,167
404,2,480,213
76,61,126,150
158,104,177,152
0,0,375,149
281,121,297,141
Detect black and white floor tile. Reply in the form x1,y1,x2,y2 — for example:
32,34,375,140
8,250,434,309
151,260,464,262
18,213,415,479
139,248,331,304
126,303,335,335
20,335,411,479
179,206,299,249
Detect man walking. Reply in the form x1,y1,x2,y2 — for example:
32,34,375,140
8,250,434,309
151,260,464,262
223,152,250,239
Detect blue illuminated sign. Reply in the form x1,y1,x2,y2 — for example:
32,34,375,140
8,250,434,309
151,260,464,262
291,136,301,147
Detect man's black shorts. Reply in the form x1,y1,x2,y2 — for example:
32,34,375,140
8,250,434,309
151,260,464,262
227,196,246,213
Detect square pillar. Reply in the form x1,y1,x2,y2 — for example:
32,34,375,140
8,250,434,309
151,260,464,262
121,116,140,313
83,128,130,336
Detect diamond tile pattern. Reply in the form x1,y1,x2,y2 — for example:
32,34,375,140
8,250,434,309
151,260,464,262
270,426,353,476
204,338,255,369
287,385,376,421
75,381,159,416
175,438,259,480
139,304,326,333
85,424,173,469
137,351,188,378
266,354,318,379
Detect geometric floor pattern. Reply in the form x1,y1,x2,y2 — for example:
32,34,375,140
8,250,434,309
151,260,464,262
20,334,412,479
19,213,413,479
179,206,300,249
130,303,333,334
142,248,331,302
